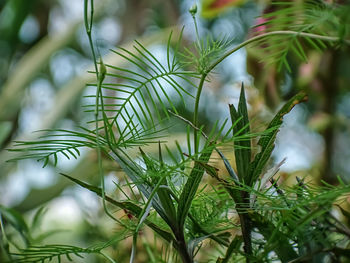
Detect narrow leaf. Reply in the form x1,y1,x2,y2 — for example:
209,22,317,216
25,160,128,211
229,83,251,183
60,173,174,243
250,212,298,262
248,92,308,186
177,147,214,230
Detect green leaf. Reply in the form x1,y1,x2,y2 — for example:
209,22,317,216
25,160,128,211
252,1,343,71
9,231,126,263
0,205,29,244
140,147,177,226
60,173,174,243
229,83,251,183
7,128,100,167
31,206,48,231
109,150,175,229
199,149,242,205
132,147,179,263
217,236,243,263
248,92,308,186
93,32,199,135
177,146,214,230
250,212,298,262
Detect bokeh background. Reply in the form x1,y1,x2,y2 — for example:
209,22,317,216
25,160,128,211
1,0,350,262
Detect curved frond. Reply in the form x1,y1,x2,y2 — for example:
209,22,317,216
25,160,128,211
10,231,129,263
253,1,350,71
8,128,99,167
8,124,165,167
180,35,233,74
86,31,201,146
10,244,101,263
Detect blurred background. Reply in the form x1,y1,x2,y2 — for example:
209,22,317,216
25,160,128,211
0,0,350,262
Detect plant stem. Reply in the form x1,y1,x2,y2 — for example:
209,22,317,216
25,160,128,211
176,231,193,263
193,73,207,154
238,192,252,261
84,0,118,224
192,30,349,156
209,30,350,73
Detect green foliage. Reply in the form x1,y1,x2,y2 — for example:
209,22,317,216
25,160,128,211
8,230,129,263
229,83,251,183
247,91,308,187
88,30,199,135
10,244,114,263
8,128,99,167
253,1,350,71
181,36,232,74
0,205,29,246
4,0,350,262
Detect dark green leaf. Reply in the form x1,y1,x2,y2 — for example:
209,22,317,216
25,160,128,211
139,147,177,227
0,205,29,244
248,92,308,186
217,236,243,263
60,173,174,243
250,212,298,262
109,150,175,228
177,147,214,230
229,83,251,183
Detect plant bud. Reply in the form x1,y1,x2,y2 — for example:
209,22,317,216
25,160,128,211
189,4,197,16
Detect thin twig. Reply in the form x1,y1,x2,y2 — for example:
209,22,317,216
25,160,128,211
270,178,290,208
168,110,209,140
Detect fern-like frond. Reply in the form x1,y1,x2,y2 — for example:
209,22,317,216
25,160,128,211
10,244,100,263
252,1,350,71
8,128,100,167
86,31,201,146
223,176,350,261
10,231,129,263
180,35,233,73
8,124,166,167
189,185,236,234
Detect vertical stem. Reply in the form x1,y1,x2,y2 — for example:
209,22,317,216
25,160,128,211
193,73,207,154
175,230,193,263
319,51,338,184
84,0,120,224
238,191,252,262
239,215,252,261
190,11,201,49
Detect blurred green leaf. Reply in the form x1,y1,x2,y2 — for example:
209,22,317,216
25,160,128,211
0,205,29,244
177,147,214,230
